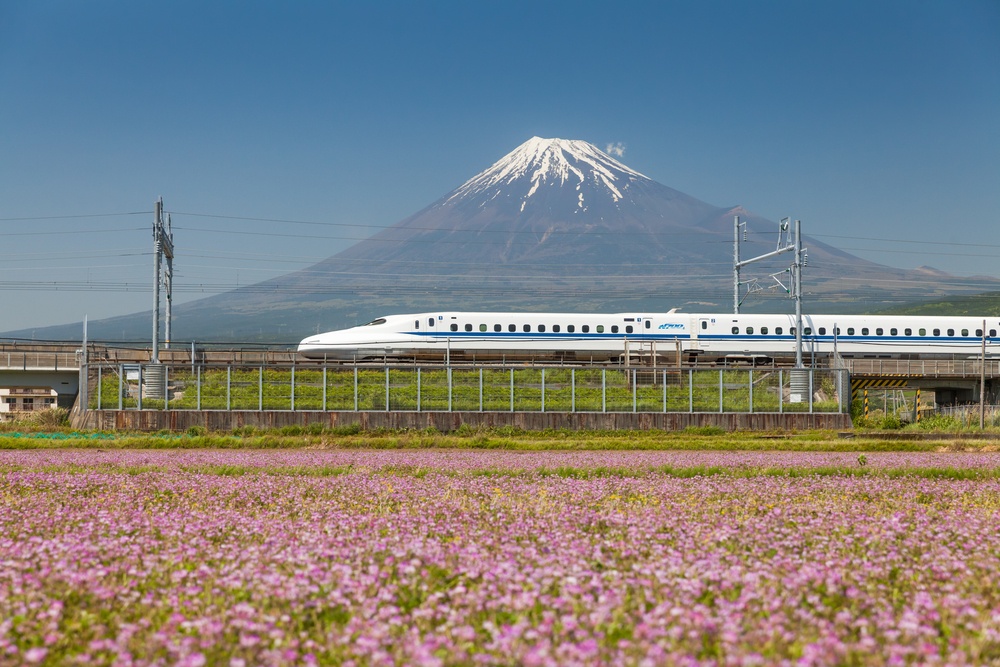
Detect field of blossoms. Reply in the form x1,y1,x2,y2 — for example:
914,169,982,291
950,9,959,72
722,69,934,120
4,449,1000,666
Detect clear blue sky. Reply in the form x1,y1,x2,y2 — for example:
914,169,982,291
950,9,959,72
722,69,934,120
1,0,998,332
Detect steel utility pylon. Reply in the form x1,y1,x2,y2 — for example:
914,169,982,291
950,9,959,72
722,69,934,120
152,198,174,363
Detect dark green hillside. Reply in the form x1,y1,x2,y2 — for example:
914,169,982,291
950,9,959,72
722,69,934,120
875,292,1000,316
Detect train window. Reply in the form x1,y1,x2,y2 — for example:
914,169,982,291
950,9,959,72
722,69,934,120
428,318,435,327
946,328,954,336
597,325,605,333
414,320,420,329
582,325,589,333
876,328,883,336
847,328,854,335
805,328,812,336
919,328,926,336
861,328,869,336
465,324,473,332
553,324,561,333
611,325,619,334
645,320,651,329
962,329,969,337
933,328,941,336
818,327,826,335
732,326,740,335
746,327,754,335
523,324,531,332
494,324,502,332
701,321,708,330
450,324,458,332
991,329,997,337
365,318,387,327
567,325,576,333
790,327,796,335
508,324,516,332
626,325,634,333
480,324,487,332
761,327,768,335
977,329,984,337
905,328,912,336
776,327,783,335
889,328,897,336
538,324,545,332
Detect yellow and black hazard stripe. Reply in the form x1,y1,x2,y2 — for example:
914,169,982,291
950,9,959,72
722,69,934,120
851,377,909,400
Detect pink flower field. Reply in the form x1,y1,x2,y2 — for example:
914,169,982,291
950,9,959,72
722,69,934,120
2,449,1000,666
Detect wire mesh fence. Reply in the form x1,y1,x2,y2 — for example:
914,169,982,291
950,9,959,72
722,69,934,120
88,364,849,414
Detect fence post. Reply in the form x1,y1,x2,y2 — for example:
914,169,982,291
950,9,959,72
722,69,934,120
479,368,483,412
448,365,453,412
291,365,296,412
632,369,637,413
197,365,201,411
118,364,123,411
688,369,693,413
779,370,783,414
258,367,263,411
808,369,814,413
137,365,143,411
417,368,422,412
353,367,358,412
602,369,606,413
163,366,169,411
718,370,723,413
385,367,390,412
749,369,753,414
226,366,231,411
510,368,514,412
541,368,546,413
571,368,576,413
96,365,102,410
322,366,327,411
662,370,667,413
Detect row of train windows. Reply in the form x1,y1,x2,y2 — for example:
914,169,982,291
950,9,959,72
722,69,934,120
416,320,648,334
730,326,998,337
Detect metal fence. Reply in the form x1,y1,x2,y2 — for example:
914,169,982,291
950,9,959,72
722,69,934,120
934,405,1000,428
88,364,849,414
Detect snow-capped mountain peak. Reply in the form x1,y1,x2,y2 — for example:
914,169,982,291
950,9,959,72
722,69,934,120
446,137,651,211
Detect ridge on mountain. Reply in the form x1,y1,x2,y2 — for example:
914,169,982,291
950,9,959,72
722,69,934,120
5,137,996,343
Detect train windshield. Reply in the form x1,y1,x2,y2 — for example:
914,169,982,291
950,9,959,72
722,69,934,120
362,318,387,327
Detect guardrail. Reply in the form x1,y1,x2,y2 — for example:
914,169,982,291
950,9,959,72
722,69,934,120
0,351,80,371
844,359,1000,378
86,363,849,414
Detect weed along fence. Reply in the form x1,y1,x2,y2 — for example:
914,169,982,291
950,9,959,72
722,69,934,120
77,363,853,431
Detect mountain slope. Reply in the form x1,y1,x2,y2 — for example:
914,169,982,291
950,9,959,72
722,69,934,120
6,137,997,343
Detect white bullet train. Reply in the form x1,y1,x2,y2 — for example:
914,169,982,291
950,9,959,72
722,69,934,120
298,310,1000,363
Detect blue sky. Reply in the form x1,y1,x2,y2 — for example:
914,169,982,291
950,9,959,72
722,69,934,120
1,0,998,332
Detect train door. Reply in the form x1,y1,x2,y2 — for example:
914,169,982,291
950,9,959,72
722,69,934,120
691,318,711,351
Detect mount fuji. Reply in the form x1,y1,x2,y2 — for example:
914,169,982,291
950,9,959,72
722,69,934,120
8,137,994,342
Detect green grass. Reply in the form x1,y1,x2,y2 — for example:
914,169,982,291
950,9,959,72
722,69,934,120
89,367,846,414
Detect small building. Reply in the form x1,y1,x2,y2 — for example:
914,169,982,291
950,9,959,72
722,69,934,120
0,386,59,415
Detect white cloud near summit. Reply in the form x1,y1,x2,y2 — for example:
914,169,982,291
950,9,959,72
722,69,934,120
605,142,626,157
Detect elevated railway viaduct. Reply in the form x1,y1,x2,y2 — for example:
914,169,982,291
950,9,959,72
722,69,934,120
1,343,996,431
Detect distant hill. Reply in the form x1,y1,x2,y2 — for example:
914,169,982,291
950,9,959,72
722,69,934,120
5,137,999,344
875,291,1000,317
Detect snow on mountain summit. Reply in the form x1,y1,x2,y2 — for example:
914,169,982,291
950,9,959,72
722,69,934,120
447,137,651,212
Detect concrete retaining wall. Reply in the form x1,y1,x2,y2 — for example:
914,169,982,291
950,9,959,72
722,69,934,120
78,410,853,432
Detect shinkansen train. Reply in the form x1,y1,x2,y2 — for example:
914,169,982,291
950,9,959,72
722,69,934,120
297,311,1000,363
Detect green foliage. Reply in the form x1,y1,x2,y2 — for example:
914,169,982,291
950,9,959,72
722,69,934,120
683,425,726,436
0,407,71,430
914,413,962,431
